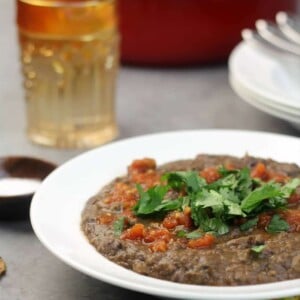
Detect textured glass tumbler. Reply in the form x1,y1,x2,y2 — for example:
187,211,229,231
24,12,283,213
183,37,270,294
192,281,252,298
17,0,119,148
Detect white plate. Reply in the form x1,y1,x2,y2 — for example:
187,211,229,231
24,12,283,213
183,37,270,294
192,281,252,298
229,42,300,111
230,74,300,131
30,130,300,300
231,73,300,118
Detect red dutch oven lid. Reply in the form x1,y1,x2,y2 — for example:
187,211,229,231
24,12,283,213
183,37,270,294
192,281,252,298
118,0,298,66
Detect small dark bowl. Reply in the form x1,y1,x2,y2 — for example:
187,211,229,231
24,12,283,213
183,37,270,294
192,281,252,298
0,156,56,220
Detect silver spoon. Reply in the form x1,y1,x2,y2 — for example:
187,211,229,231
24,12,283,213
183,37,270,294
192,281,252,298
0,156,56,219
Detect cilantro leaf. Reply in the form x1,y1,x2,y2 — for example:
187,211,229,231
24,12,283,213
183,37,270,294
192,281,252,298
201,218,229,235
176,230,187,237
241,183,283,213
194,190,224,215
267,196,287,209
154,198,183,212
219,188,240,204
223,199,245,216
251,244,265,253
281,178,300,198
185,230,203,239
181,196,190,210
134,184,168,215
208,174,238,190
218,166,238,177
240,217,259,231
164,171,206,193
191,200,208,227
176,229,204,239
236,167,253,199
194,190,244,218
113,217,125,236
266,214,289,233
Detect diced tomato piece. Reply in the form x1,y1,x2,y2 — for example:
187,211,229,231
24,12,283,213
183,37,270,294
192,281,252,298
268,172,288,183
281,210,300,232
257,212,273,228
131,170,160,188
251,162,288,183
144,228,171,243
163,211,193,230
97,213,115,225
121,223,145,240
177,211,193,228
251,162,269,181
224,162,236,170
200,167,221,183
288,193,300,205
122,210,137,225
149,240,168,252
108,182,138,204
162,214,178,229
128,158,156,174
183,206,191,215
187,234,215,249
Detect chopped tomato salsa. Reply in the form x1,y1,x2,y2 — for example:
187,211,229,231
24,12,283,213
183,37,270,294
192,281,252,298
122,226,172,252
187,234,215,249
163,210,193,230
200,166,221,183
105,182,138,207
251,162,288,183
97,213,115,225
144,228,171,243
281,210,300,232
128,158,156,174
121,223,145,240
251,162,269,181
149,240,168,252
258,212,273,229
288,193,300,205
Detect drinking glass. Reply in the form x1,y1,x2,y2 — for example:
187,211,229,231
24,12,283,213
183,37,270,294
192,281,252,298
17,0,119,148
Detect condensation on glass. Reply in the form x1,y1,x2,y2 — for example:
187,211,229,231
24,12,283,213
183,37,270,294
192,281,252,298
17,0,119,148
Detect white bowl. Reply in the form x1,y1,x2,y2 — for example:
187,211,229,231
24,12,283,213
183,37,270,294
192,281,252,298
30,130,300,300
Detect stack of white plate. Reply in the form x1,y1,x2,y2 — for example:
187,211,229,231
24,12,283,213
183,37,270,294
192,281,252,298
229,42,300,130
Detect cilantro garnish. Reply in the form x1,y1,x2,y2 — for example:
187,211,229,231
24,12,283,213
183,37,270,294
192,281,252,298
113,217,125,236
176,230,187,238
251,244,266,253
133,184,169,215
241,183,283,213
266,214,290,233
132,166,299,236
240,217,259,232
281,178,300,198
185,230,203,239
163,171,206,193
176,229,204,239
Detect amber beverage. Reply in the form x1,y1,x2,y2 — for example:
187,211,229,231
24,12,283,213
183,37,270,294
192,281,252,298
17,0,119,148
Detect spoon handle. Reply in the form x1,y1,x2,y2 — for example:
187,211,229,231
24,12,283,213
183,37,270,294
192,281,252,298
276,12,300,46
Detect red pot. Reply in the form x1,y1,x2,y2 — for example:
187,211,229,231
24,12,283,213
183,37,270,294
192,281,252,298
118,0,298,66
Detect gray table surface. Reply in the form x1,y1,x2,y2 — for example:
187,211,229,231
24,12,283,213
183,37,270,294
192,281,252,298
1,1,299,300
